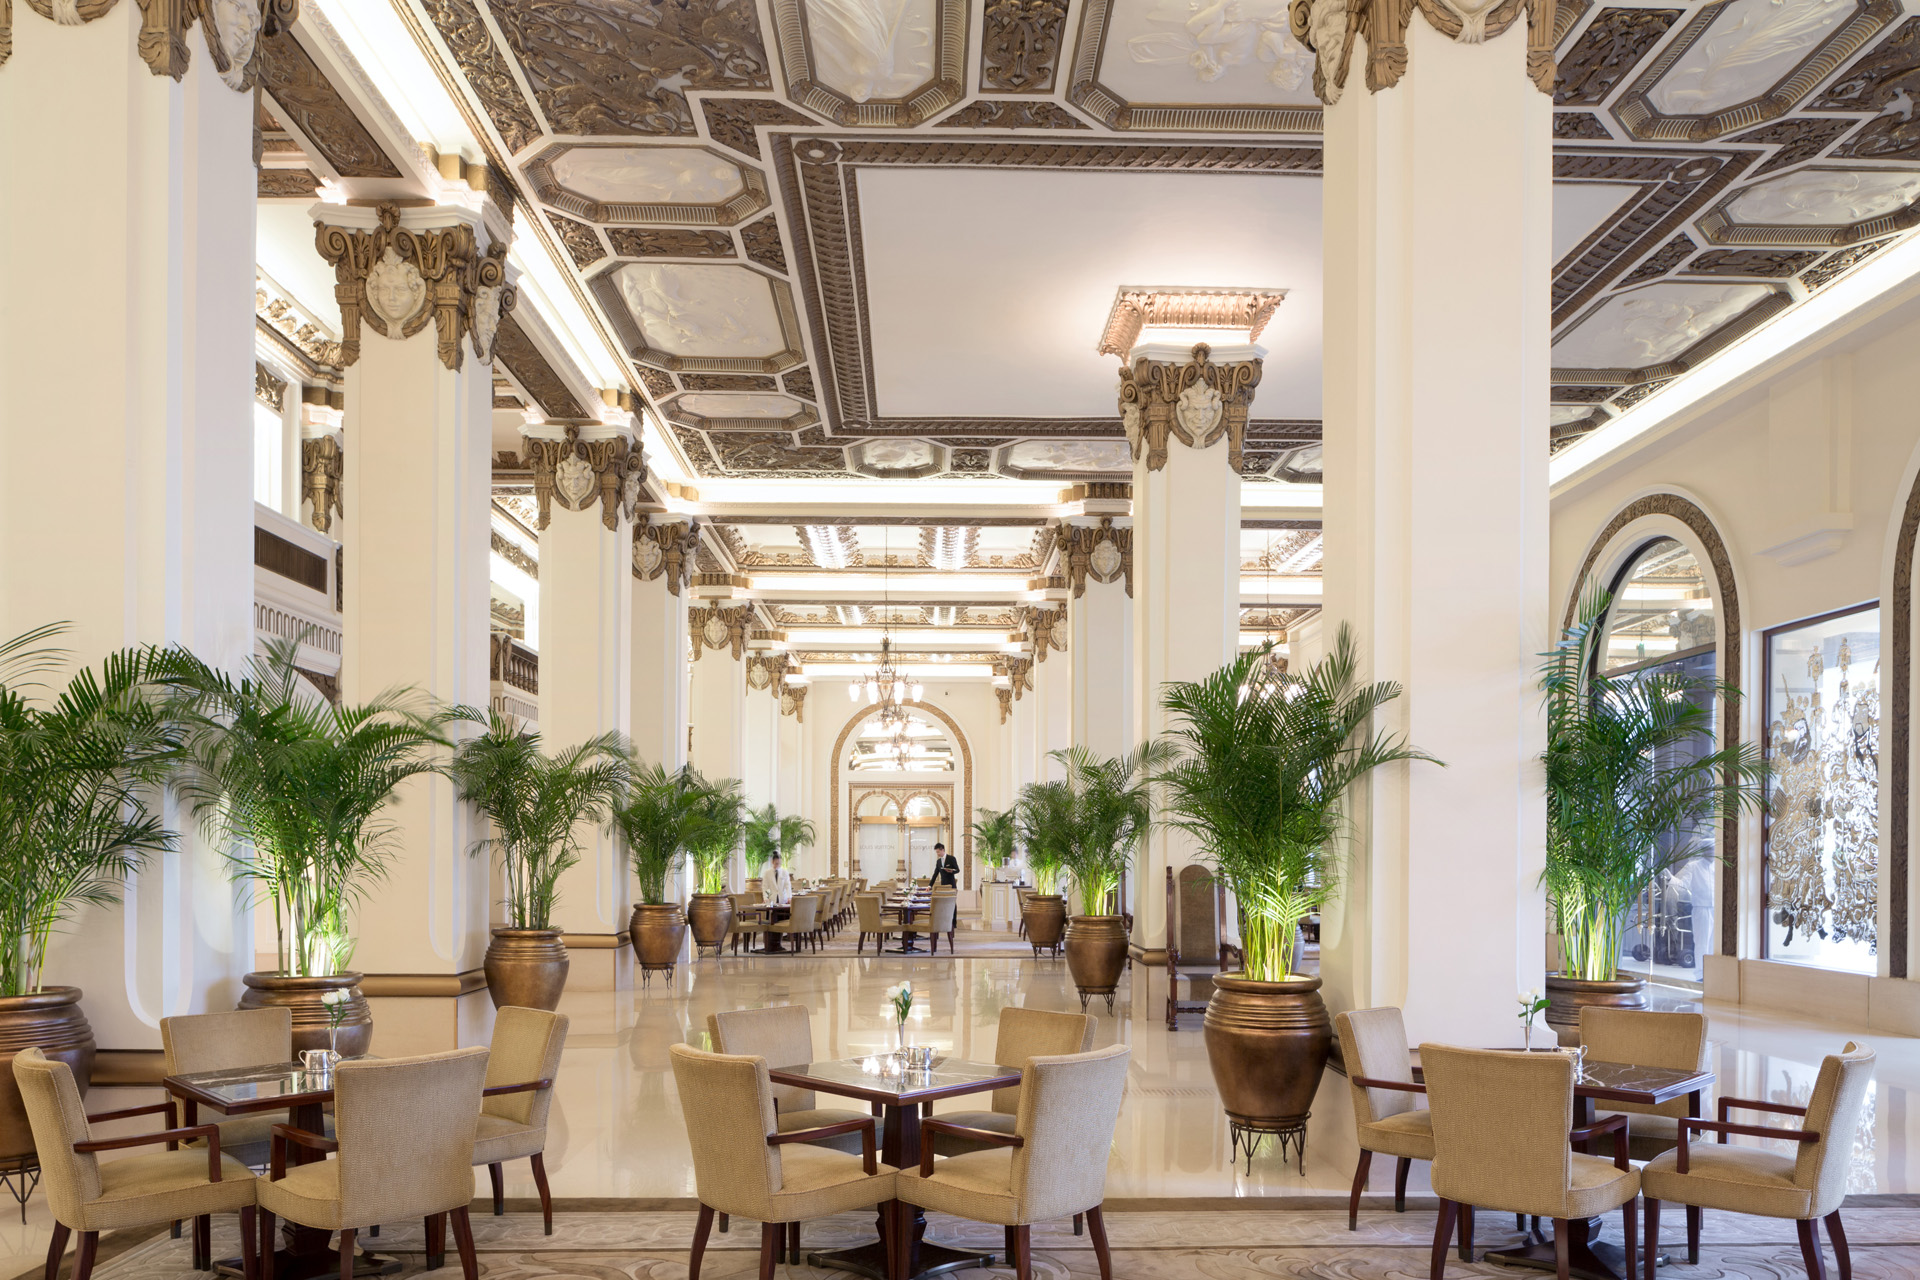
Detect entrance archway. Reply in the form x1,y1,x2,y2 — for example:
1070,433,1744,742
829,698,975,887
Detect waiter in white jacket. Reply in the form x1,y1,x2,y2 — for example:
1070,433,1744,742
765,852,794,906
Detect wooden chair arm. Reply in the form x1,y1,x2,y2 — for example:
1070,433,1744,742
87,1100,179,1126
269,1124,339,1181
768,1117,878,1175
1351,1075,1426,1094
916,1120,1024,1177
1569,1113,1630,1171
481,1078,554,1097
1676,1117,1818,1173
1718,1096,1807,1122
75,1125,222,1181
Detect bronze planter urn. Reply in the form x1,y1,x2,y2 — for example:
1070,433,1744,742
1064,915,1129,1015
687,893,734,958
1202,973,1333,1174
482,928,571,1011
0,987,95,1161
1023,894,1066,957
239,971,373,1057
629,903,688,987
1544,971,1647,1046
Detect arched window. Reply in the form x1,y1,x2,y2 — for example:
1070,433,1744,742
1598,538,1719,984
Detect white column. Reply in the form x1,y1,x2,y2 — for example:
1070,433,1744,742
1025,595,1072,779
1316,15,1551,1046
689,595,750,886
527,413,638,982
1062,520,1135,756
0,6,257,1044
1124,344,1252,955
631,516,695,771
318,201,505,1033
742,645,782,810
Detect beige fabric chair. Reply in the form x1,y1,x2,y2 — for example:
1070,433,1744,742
16,1047,259,1280
1335,1007,1435,1231
162,1008,306,1175
921,895,959,953
855,893,897,954
1422,1043,1639,1280
474,1007,567,1236
769,894,821,953
1579,1007,1709,1163
932,1008,1095,1158
898,1044,1130,1280
671,1043,895,1280
257,1047,490,1280
708,1005,868,1156
728,893,762,956
1640,1041,1874,1280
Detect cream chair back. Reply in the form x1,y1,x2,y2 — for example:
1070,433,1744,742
1795,1042,1875,1217
485,1007,568,1128
1578,1007,1706,1121
162,1008,293,1076
1422,1044,1573,1219
1008,1044,1130,1222
670,1044,784,1214
1334,1007,1418,1125
786,894,820,934
333,1048,489,1227
856,894,887,933
990,1007,1095,1115
13,1047,102,1218
741,889,764,907
929,895,958,933
709,1005,819,1112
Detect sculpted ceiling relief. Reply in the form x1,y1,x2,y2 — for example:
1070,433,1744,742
1123,0,1314,92
616,263,788,358
419,0,545,153
1819,17,1920,162
549,147,746,205
1724,169,1920,226
1647,0,1850,116
805,0,938,101
1003,440,1133,473
675,392,803,417
1552,282,1773,370
860,439,936,469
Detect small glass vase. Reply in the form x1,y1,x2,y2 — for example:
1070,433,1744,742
1523,1020,1533,1052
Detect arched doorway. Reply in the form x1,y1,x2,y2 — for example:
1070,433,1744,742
829,699,975,886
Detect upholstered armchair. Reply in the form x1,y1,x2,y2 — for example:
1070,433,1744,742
896,1044,1131,1280
15,1047,259,1280
257,1048,490,1280
769,894,821,953
708,1005,867,1155
855,894,897,954
930,1008,1094,1159
1579,1007,1709,1163
1640,1042,1874,1280
669,1044,896,1280
921,895,958,953
474,1006,568,1236
1335,1008,1435,1231
1421,1044,1640,1280
161,1008,310,1175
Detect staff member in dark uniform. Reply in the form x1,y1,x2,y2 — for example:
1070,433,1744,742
931,842,959,888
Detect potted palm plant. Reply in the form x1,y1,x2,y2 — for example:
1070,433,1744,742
971,806,1016,880
1158,630,1435,1168
0,626,181,1160
1014,781,1072,957
743,803,818,882
169,637,471,1054
684,774,745,956
1051,744,1170,1014
613,762,708,981
450,713,629,1011
1540,589,1766,1040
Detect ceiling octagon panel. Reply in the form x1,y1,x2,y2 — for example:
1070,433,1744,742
526,143,771,225
1066,0,1322,132
770,0,969,125
1702,167,1920,244
590,262,806,373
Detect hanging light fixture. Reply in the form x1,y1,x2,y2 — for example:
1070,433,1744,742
847,528,926,705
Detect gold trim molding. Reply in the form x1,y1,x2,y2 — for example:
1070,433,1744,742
1118,343,1263,473
315,204,516,372
1287,0,1557,104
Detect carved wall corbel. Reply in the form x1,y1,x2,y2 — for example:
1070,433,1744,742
1054,518,1133,598
634,517,700,594
689,603,750,661
523,425,631,531
1117,344,1262,474
779,682,808,721
300,434,343,534
315,204,517,373
995,685,1012,725
997,655,1033,700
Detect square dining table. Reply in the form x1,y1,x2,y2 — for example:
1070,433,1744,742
769,1053,1022,1280
164,1060,400,1280
1407,1053,1714,1280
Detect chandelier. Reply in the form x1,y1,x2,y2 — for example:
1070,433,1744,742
847,529,924,706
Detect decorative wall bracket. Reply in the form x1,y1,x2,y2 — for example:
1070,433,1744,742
1015,605,1067,661
315,204,516,372
634,517,701,593
523,425,635,531
689,603,752,661
1286,0,1555,104
1117,343,1263,473
747,651,790,694
996,655,1033,700
779,682,808,721
995,684,1013,724
1053,518,1133,598
300,433,343,534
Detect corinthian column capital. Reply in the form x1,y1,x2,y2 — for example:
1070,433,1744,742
522,421,642,532
1118,342,1263,474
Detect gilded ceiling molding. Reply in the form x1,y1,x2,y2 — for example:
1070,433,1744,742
259,25,400,175
416,0,543,153
254,362,287,410
1053,518,1133,598
1096,287,1287,359
938,99,1088,129
257,276,344,371
1286,0,1557,103
492,530,537,579
522,424,639,531
1117,343,1264,473
493,314,587,418
980,0,1066,92
997,654,1032,699
315,205,515,372
688,603,752,661
633,517,700,594
701,97,819,161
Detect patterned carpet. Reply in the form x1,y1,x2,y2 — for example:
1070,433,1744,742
44,1201,1920,1280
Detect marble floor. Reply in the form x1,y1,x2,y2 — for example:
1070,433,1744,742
4,934,1917,1278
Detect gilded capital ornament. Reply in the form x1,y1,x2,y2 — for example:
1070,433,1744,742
747,652,790,694
523,425,637,531
779,682,808,722
1117,343,1262,474
996,655,1033,700
1053,518,1133,598
300,434,343,534
689,604,751,662
1287,0,1556,101
315,204,516,372
634,517,700,594
995,685,1012,725
1017,605,1067,662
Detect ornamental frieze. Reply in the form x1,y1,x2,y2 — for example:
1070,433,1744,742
522,425,637,531
315,204,515,373
1117,343,1262,474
